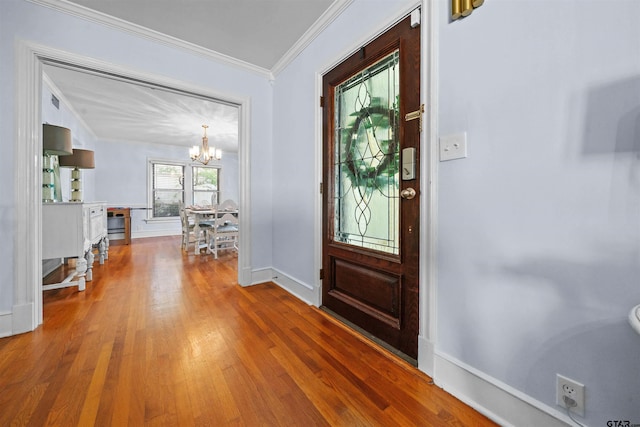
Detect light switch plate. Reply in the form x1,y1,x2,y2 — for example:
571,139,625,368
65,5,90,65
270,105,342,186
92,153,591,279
439,132,467,161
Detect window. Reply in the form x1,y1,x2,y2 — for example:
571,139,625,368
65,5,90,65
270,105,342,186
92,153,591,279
192,166,220,206
148,160,221,219
151,161,184,218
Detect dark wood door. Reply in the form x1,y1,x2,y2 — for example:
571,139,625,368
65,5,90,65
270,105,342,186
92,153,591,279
322,15,421,360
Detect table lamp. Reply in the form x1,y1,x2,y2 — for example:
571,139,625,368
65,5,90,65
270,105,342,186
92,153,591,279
43,124,72,203
59,148,95,202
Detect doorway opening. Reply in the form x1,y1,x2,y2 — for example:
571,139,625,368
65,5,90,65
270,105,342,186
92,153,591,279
14,42,251,330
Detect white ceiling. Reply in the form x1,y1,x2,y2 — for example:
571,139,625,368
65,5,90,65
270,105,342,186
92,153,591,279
67,0,336,71
42,0,341,151
44,64,240,151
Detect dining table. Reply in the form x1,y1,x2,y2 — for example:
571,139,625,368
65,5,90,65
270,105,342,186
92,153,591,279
184,206,239,255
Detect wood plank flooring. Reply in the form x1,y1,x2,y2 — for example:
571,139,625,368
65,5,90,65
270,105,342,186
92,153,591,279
1,237,497,426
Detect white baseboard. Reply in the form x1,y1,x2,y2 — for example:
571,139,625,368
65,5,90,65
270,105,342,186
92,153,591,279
434,352,571,427
0,311,12,338
11,303,36,336
271,268,317,305
250,267,274,287
250,267,318,306
239,265,252,286
417,335,435,377
42,258,62,277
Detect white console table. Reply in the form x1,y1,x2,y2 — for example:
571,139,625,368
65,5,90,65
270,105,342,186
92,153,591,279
42,202,108,291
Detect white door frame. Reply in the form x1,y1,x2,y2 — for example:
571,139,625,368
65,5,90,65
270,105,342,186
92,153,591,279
13,40,252,332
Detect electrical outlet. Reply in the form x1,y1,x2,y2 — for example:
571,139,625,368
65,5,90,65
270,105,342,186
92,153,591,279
556,374,585,416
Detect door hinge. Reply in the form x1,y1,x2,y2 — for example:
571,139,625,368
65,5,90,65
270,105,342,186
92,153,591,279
319,269,324,280
320,182,323,194
320,96,324,107
405,104,425,133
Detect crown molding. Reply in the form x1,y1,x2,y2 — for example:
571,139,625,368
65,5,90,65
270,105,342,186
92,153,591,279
271,0,354,77
27,0,273,79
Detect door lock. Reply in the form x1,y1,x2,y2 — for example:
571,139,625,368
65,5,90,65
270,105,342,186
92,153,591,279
400,188,416,199
402,147,416,180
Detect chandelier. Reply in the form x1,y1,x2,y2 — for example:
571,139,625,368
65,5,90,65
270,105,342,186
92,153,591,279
189,124,221,165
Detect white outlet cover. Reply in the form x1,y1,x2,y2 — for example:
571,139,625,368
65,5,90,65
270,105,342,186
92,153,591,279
556,374,585,416
439,132,467,161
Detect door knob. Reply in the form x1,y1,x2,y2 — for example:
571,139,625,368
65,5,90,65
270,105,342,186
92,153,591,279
400,188,416,199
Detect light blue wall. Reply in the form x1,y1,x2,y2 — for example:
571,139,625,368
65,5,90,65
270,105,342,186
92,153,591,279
271,0,413,290
95,138,239,237
272,0,640,424
0,0,273,312
42,79,98,202
437,1,640,423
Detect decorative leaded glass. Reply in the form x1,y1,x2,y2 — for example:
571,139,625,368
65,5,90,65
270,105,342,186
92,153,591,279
333,50,400,255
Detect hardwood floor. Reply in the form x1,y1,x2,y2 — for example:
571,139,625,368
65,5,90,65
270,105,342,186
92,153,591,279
1,237,497,426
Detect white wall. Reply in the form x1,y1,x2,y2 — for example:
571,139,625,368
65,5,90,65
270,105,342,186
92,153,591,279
273,0,640,425
0,0,273,314
436,0,640,425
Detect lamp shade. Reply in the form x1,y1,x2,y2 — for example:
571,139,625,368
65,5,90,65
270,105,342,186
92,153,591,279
58,148,95,169
43,124,72,155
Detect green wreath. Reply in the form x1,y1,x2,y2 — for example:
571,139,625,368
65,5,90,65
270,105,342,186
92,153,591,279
343,105,399,188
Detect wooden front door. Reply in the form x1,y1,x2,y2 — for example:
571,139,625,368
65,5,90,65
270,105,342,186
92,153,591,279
322,15,421,360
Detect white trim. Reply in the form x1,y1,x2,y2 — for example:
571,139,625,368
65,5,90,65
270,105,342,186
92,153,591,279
237,101,251,286
250,267,275,287
147,157,186,220
250,267,317,306
0,312,13,338
13,40,253,335
418,0,439,377
434,352,572,427
11,303,35,335
271,268,316,305
417,335,435,377
29,0,356,80
27,0,272,79
145,158,224,221
271,0,355,77
14,39,43,331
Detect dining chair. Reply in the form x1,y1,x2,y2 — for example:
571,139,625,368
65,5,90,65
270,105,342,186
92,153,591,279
207,212,238,259
217,199,238,212
179,208,195,251
180,207,211,252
